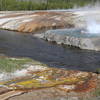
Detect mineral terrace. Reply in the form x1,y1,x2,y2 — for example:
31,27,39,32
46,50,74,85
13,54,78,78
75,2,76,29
0,11,75,33
0,10,100,33
0,57,99,100
43,28,100,51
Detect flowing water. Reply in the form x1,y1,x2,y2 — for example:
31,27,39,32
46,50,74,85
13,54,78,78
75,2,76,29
0,30,100,72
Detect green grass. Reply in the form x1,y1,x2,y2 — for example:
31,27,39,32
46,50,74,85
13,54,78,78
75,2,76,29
0,57,33,72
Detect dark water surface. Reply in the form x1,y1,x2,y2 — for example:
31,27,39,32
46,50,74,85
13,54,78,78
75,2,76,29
0,30,100,72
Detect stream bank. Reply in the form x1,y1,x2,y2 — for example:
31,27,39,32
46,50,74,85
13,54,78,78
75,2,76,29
0,30,100,72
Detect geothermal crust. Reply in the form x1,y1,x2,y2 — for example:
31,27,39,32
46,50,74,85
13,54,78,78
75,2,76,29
0,57,99,100
0,11,75,33
43,28,100,51
0,10,100,33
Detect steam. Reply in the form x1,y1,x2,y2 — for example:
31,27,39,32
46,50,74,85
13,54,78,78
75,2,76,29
86,18,100,34
75,2,100,34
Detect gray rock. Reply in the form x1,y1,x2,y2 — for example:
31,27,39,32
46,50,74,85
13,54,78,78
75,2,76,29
33,33,45,38
43,28,100,51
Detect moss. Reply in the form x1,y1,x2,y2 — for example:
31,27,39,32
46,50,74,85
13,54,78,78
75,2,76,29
95,68,100,74
15,79,41,89
94,88,100,97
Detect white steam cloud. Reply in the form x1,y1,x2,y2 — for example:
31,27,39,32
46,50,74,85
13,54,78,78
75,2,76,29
86,18,100,34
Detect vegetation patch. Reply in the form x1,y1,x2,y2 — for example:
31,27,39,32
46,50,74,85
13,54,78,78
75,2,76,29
0,57,34,72
0,0,98,11
95,68,100,74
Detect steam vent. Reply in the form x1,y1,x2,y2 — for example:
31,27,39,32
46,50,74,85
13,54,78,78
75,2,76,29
43,28,100,51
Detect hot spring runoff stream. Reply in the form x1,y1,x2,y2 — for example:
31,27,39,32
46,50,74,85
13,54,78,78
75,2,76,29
0,30,100,72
